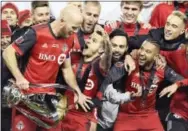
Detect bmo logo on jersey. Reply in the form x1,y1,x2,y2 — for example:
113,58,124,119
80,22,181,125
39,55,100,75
38,53,66,65
39,53,56,61
131,82,142,90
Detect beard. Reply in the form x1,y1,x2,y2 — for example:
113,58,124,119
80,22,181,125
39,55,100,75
81,22,95,34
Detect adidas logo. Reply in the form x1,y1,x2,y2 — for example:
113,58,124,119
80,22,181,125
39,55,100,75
42,43,48,48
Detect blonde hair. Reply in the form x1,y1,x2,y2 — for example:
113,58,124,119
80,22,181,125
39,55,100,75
171,11,187,26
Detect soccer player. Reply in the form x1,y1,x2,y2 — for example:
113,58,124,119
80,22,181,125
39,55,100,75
100,39,186,131
149,11,187,129
71,1,101,52
62,27,112,131
129,11,187,52
159,43,188,131
3,5,91,131
31,1,51,25
104,1,151,36
57,1,102,86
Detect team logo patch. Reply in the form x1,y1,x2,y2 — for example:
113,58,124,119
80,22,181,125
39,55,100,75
85,79,94,90
16,121,25,130
15,36,24,45
58,53,66,65
115,62,124,67
62,44,68,52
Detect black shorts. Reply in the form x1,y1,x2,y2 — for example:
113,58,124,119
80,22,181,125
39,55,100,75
166,113,188,131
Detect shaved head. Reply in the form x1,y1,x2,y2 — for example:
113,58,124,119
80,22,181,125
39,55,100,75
58,5,83,38
60,5,83,22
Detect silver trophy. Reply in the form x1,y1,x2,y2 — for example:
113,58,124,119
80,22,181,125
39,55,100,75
2,80,76,129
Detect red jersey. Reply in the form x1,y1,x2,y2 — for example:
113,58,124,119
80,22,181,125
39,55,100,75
72,62,101,98
70,51,104,98
12,24,73,94
120,64,165,114
161,49,188,120
104,21,150,36
64,53,103,125
150,3,188,28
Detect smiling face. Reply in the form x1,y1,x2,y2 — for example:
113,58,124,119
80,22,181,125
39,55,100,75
164,14,185,40
121,2,141,24
82,2,101,34
111,36,128,62
2,8,17,26
32,6,50,25
138,40,159,67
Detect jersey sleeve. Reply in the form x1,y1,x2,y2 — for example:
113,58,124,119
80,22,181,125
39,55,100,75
12,28,37,56
176,78,188,87
164,66,184,83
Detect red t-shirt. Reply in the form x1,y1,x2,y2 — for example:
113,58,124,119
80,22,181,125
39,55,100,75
12,24,73,94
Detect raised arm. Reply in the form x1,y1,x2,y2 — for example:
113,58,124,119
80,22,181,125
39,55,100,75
99,33,112,72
